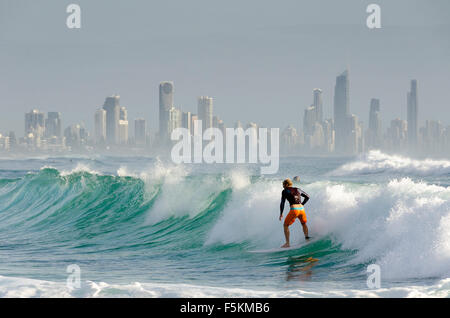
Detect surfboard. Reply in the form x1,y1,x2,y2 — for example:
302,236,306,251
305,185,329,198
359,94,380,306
250,237,316,254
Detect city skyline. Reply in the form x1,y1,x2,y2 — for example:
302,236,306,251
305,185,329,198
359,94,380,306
2,71,450,158
1,1,450,135
2,69,449,137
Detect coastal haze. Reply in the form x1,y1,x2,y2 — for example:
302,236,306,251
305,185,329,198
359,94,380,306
0,0,449,156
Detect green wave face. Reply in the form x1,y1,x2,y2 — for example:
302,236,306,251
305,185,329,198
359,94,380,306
0,167,349,288
2,155,449,291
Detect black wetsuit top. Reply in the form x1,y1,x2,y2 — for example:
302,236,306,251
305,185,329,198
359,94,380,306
280,187,310,216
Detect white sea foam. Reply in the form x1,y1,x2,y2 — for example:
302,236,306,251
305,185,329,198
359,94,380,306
59,163,101,176
205,177,288,247
205,175,450,280
0,275,449,298
140,161,229,224
333,150,450,176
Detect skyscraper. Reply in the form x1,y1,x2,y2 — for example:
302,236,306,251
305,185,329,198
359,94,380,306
25,109,45,137
349,114,364,154
368,98,382,149
102,95,120,145
45,112,62,138
182,111,192,133
191,115,199,136
322,119,335,153
119,107,129,145
168,107,181,137
310,122,325,150
134,118,147,146
159,81,174,139
281,125,299,154
313,88,323,123
303,105,317,139
407,79,418,148
333,70,350,153
94,108,106,144
198,96,213,131
120,107,127,121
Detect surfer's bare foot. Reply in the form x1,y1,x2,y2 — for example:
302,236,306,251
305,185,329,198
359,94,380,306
281,243,290,248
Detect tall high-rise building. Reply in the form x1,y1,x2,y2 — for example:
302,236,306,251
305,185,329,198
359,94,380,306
322,119,335,153
94,109,106,144
25,109,45,137
135,118,147,146
333,70,350,153
310,122,325,150
102,95,121,145
281,125,299,154
313,89,323,123
118,106,129,144
368,98,382,149
303,105,317,138
120,107,127,121
191,114,199,136
407,79,418,148
198,96,213,130
349,114,364,154
159,81,174,139
168,107,181,137
182,111,192,133
118,121,129,144
45,112,62,138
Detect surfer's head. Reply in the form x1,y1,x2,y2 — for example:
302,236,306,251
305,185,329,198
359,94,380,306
283,178,293,188
293,176,300,182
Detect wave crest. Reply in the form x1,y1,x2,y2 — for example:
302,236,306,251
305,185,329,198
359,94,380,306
333,150,450,176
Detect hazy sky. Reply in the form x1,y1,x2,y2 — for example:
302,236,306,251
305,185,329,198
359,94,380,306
1,0,449,136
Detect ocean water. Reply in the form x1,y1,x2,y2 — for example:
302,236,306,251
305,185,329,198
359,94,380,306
0,150,449,298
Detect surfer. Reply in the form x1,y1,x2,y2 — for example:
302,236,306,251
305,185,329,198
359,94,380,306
279,178,310,248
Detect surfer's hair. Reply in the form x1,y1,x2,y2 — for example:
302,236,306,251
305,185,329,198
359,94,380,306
283,178,293,187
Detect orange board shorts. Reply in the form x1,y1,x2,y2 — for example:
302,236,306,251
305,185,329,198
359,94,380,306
284,205,307,226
